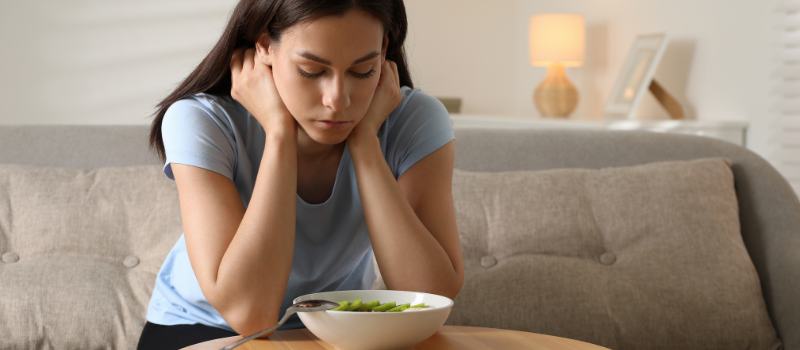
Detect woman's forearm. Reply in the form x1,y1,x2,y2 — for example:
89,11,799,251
348,135,460,298
213,128,298,334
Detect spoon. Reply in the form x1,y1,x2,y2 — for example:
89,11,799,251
219,300,340,350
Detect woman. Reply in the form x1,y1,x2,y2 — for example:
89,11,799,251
138,0,464,349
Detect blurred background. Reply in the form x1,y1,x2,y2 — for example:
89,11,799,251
0,0,789,188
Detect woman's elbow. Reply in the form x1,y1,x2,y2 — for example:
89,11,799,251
220,303,280,337
446,274,464,300
429,270,463,300
206,289,280,337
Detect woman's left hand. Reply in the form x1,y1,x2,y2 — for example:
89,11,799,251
348,59,402,141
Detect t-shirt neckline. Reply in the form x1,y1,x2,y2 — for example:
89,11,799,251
296,143,350,210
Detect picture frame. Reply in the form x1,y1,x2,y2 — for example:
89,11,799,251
604,33,670,120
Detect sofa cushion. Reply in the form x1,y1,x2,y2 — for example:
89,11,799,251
0,164,182,350
446,158,781,350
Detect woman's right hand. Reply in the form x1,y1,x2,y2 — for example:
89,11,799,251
230,47,295,133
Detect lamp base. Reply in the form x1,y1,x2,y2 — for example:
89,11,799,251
534,63,578,118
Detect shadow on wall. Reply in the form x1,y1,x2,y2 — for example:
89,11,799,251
650,39,697,120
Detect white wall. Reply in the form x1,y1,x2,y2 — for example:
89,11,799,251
0,0,236,125
0,0,783,165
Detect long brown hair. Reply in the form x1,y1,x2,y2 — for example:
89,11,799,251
148,0,412,162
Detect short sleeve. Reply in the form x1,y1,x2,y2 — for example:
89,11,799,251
384,88,455,179
161,97,237,182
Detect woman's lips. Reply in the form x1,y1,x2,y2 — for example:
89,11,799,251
317,120,351,130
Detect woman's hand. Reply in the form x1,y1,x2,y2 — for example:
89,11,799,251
230,47,295,133
348,59,402,142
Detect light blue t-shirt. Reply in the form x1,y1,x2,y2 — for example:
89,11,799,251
146,87,454,332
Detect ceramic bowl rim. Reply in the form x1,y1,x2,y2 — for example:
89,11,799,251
293,290,455,314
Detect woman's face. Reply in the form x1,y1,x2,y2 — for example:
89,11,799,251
258,9,387,145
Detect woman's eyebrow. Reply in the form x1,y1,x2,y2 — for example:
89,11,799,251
295,51,381,66
352,52,380,65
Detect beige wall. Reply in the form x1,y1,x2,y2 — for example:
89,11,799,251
0,0,781,163
406,0,781,161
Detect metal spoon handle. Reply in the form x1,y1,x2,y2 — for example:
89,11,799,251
219,308,297,350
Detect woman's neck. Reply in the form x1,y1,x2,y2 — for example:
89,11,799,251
296,126,345,163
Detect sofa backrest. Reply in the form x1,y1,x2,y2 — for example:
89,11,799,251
0,125,798,349
0,125,160,169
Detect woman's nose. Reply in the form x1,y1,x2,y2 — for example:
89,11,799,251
323,76,350,112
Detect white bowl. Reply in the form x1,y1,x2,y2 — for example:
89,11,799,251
293,290,453,350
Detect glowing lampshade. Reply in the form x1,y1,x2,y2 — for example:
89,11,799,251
529,13,585,67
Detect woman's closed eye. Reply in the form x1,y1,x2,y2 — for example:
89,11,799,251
298,68,376,80
351,69,375,79
298,68,323,79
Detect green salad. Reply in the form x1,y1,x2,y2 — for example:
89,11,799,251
329,299,428,312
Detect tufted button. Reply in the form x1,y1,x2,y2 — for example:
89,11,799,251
480,255,498,268
2,252,19,263
599,252,617,265
123,255,140,268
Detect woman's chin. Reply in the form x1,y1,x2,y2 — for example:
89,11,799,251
306,128,352,145
296,119,360,145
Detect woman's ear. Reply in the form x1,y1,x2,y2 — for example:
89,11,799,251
255,33,274,66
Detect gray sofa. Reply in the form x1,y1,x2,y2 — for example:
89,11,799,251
0,125,797,350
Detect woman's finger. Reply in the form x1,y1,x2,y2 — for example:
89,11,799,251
260,63,280,96
380,60,393,86
390,60,400,87
230,47,245,77
243,48,256,72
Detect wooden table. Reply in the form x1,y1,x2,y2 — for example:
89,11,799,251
183,325,609,350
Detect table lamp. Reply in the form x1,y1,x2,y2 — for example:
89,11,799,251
529,13,585,118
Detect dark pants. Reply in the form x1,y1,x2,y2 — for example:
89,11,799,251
136,321,239,350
